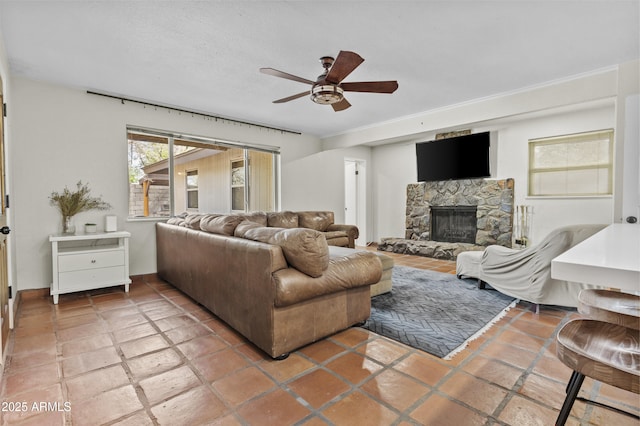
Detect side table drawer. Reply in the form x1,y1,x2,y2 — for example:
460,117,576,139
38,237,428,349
59,251,124,272
59,266,126,290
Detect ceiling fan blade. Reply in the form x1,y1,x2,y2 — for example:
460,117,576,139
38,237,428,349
341,81,399,93
325,51,364,84
332,98,351,112
273,91,309,103
259,68,315,85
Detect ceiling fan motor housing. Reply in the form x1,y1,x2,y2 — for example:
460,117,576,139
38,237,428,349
311,84,344,105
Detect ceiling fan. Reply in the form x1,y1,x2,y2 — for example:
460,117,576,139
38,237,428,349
260,50,399,112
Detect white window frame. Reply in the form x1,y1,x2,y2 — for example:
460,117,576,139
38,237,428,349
528,129,614,197
186,169,198,210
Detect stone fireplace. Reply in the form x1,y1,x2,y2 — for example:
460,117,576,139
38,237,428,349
379,178,514,260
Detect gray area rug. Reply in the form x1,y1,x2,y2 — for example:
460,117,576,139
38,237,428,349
363,265,516,359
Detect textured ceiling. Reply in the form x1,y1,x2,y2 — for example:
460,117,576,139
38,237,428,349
1,1,638,137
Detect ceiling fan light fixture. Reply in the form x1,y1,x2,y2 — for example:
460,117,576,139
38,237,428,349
311,85,344,105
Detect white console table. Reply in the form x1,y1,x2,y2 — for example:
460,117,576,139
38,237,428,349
551,224,640,293
50,231,131,304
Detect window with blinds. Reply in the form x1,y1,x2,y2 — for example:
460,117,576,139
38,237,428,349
528,129,614,197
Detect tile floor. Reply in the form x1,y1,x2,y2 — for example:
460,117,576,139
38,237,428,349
1,250,638,425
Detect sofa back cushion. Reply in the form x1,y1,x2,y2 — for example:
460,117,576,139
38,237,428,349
200,214,244,236
267,211,298,228
237,211,268,226
184,213,207,229
242,225,329,278
297,211,335,231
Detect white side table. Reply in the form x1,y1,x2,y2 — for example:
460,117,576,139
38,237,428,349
49,231,131,304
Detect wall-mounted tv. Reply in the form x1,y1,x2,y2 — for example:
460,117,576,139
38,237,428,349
416,132,491,182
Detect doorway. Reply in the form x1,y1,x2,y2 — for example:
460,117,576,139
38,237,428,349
344,159,366,246
0,75,10,360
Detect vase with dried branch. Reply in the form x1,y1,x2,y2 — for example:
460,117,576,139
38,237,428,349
49,181,112,234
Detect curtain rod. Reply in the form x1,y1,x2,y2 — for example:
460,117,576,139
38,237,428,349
86,90,301,135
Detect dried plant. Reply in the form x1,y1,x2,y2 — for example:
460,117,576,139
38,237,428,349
49,181,111,218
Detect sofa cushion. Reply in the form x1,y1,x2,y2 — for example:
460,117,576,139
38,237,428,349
267,211,298,228
184,213,207,229
200,214,243,236
270,228,329,278
234,220,265,238
166,217,185,226
242,226,329,278
237,212,268,226
297,211,334,232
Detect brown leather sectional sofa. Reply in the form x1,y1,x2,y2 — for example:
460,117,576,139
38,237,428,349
156,211,381,359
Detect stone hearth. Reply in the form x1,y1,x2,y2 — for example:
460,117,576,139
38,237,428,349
378,178,514,260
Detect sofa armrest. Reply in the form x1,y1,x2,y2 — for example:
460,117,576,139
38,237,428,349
326,224,359,248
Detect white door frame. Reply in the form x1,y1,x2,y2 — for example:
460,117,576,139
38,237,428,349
344,159,366,246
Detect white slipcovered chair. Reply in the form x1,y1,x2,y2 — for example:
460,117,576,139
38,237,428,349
456,224,608,308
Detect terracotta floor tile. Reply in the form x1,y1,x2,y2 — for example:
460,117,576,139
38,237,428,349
237,389,311,425
438,371,509,415
119,334,169,359
65,364,130,402
298,339,347,363
0,383,65,425
498,394,559,426
138,365,201,405
393,353,452,386
356,336,410,364
151,385,227,425
288,368,350,408
112,322,157,343
7,345,57,371
509,316,558,339
110,411,155,426
104,313,149,331
531,352,574,382
11,333,56,355
126,347,183,379
478,341,539,370
212,366,276,407
56,312,100,330
190,348,251,382
518,372,568,409
361,368,430,411
496,329,546,353
60,332,113,357
70,385,143,425
325,352,384,385
411,393,487,426
164,322,212,344
61,346,122,377
154,313,199,332
176,334,228,359
322,390,398,425
258,353,315,383
56,321,108,343
330,327,372,348
3,362,59,396
462,355,524,390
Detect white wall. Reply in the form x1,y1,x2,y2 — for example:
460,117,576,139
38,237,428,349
370,103,616,244
9,77,321,290
281,145,373,231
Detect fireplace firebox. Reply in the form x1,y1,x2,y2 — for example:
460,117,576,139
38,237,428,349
430,206,477,244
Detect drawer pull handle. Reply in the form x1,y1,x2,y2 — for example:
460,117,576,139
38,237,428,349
91,260,96,264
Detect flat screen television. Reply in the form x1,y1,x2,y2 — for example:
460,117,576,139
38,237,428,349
416,132,491,182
